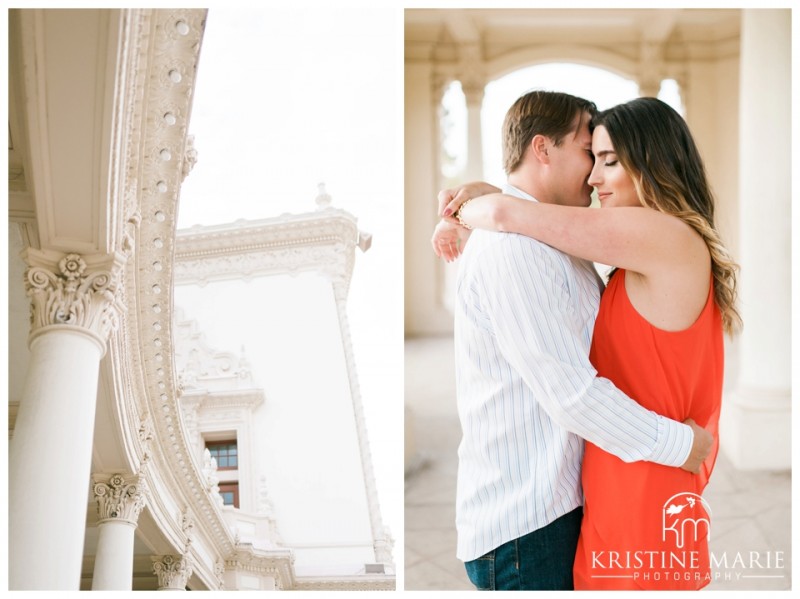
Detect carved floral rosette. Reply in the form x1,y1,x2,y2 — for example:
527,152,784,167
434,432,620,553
93,473,147,525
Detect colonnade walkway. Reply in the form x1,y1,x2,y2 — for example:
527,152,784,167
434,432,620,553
405,336,791,591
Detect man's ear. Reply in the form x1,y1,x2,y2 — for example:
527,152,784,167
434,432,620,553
530,134,551,164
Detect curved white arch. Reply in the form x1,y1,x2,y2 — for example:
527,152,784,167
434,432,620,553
486,44,638,86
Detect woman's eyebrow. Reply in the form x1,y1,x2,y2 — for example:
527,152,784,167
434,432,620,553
594,149,616,157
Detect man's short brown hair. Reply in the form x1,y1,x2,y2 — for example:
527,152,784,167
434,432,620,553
502,90,597,175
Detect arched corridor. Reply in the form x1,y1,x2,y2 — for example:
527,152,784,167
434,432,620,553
404,8,791,591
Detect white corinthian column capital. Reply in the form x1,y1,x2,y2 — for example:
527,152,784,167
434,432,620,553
152,555,193,591
24,249,126,352
93,473,147,525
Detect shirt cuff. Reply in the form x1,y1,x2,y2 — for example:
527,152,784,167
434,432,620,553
648,416,693,467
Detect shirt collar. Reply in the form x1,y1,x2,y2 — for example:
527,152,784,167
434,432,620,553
502,183,539,203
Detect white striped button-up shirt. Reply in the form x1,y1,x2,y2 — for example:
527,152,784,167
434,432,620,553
454,184,693,561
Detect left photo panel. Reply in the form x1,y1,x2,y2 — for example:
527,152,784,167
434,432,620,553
8,7,403,591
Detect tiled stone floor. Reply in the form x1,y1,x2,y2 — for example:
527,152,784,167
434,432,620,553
404,336,791,591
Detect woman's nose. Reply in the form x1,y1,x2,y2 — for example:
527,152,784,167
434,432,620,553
588,165,601,186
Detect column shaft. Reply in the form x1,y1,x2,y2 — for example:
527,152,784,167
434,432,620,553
464,90,484,181
92,520,137,590
9,329,104,589
722,9,791,469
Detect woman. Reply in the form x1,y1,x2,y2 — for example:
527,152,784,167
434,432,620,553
433,97,740,590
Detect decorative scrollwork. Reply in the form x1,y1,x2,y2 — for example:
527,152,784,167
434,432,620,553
152,554,193,590
24,251,125,346
93,473,147,524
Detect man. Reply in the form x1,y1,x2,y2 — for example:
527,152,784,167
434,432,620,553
431,91,712,590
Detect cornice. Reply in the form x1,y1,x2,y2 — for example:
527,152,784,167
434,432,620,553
173,210,359,295
225,545,296,590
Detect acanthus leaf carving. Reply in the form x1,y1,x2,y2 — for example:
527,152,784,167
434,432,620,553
24,251,126,348
151,554,193,590
93,473,147,525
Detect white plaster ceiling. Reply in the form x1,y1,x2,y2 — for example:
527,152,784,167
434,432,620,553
405,8,741,62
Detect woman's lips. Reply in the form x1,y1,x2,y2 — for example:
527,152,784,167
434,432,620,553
597,192,611,202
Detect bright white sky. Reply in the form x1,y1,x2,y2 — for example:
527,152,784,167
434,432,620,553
176,6,404,552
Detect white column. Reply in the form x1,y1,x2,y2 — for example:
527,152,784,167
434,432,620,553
404,62,453,335
9,251,125,590
457,41,486,183
721,9,791,470
152,555,193,591
91,474,147,590
462,82,485,182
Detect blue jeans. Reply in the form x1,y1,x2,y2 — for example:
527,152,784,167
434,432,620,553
464,507,583,590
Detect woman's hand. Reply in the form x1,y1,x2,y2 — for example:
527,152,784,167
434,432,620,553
438,181,502,219
431,218,471,262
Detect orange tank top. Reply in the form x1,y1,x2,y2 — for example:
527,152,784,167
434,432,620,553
573,269,724,591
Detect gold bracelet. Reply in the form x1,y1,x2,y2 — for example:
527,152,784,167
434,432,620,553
454,198,474,230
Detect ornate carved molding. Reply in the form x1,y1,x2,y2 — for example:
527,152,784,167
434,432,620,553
293,577,396,591
122,4,238,573
224,547,295,591
181,134,198,181
173,310,260,393
93,473,147,525
256,475,283,545
23,249,126,351
374,528,395,566
214,560,225,590
201,449,224,508
181,507,196,552
333,297,394,566
173,209,359,294
151,554,193,590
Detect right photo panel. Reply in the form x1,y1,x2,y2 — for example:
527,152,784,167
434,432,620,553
404,8,791,592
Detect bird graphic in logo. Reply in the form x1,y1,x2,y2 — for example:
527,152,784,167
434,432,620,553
665,496,697,516
662,493,710,548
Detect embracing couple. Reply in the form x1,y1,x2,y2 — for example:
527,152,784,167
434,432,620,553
431,91,740,591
